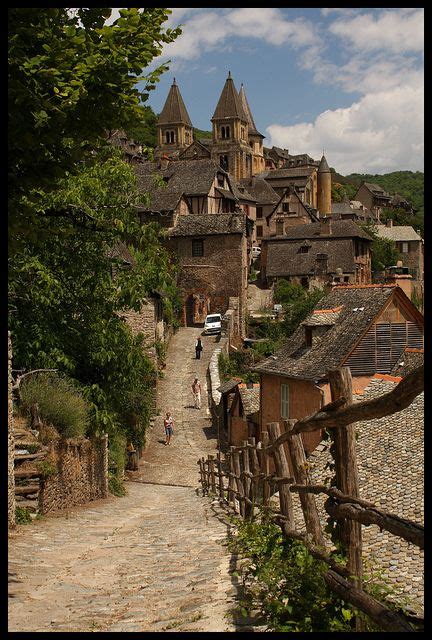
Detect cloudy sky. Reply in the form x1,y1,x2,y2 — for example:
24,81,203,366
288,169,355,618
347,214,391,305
136,7,423,176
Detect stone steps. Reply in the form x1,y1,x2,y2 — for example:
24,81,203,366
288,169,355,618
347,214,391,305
15,484,39,496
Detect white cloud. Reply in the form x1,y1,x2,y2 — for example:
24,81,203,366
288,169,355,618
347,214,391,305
267,80,424,174
329,8,424,54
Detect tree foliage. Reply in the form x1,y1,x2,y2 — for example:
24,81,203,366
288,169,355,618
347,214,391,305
359,223,400,273
8,8,182,468
274,281,325,337
8,7,181,248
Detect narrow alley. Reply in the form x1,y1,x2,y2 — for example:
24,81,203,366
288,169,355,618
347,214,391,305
8,328,246,633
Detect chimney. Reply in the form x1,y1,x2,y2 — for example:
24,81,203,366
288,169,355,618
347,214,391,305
320,216,332,235
315,253,329,274
160,154,170,170
386,218,393,228
384,273,413,299
275,216,284,235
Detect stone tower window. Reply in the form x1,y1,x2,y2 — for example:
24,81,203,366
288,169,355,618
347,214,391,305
241,126,245,140
219,155,229,171
165,130,175,144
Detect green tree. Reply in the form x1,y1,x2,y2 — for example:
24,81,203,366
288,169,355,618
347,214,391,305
274,280,324,338
359,223,400,272
125,104,158,149
8,7,181,250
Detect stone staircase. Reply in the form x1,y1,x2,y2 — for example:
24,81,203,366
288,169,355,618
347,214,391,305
13,418,47,517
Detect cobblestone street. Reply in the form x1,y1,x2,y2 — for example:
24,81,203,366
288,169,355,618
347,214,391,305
8,328,247,632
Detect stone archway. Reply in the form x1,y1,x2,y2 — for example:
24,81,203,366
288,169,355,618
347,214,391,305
185,293,210,326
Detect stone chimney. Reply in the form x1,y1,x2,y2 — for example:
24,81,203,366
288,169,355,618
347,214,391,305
320,216,332,235
384,273,413,299
275,215,285,235
386,218,393,228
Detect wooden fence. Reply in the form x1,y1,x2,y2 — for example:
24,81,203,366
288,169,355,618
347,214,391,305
197,365,424,633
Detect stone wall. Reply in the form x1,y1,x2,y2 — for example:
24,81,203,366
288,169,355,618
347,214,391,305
8,332,15,528
39,435,108,515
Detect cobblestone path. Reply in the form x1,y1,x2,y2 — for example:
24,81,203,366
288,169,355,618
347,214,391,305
8,328,249,632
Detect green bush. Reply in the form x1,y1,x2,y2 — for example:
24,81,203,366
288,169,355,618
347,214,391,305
20,372,90,438
36,459,58,478
108,473,126,496
15,506,32,524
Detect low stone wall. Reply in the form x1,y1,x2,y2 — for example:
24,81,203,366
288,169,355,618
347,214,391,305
8,332,15,528
39,435,108,514
207,337,228,416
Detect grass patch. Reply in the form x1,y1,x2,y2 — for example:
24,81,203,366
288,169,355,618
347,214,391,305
15,506,32,524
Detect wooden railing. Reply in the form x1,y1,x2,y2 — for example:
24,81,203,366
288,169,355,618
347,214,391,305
197,365,424,633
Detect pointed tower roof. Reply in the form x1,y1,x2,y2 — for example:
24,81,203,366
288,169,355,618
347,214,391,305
238,84,264,138
212,71,247,121
158,78,192,126
318,154,330,173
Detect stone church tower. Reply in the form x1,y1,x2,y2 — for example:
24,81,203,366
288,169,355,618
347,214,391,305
317,154,332,216
155,79,193,160
210,72,253,181
238,84,265,175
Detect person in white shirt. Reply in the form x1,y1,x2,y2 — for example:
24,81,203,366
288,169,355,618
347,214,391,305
191,377,202,409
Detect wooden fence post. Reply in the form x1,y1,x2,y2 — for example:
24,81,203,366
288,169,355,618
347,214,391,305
232,448,245,518
228,446,236,509
248,437,260,508
208,455,216,494
261,431,271,507
216,451,224,500
284,419,325,547
242,440,252,518
198,459,204,493
267,422,294,531
328,368,362,585
200,457,207,495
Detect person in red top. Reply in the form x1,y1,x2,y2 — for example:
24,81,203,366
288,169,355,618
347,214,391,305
163,412,174,445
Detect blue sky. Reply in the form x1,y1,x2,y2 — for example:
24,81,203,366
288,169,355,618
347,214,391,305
132,7,423,175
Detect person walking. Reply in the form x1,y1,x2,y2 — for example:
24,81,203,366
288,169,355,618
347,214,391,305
191,377,202,410
163,411,174,445
195,337,203,360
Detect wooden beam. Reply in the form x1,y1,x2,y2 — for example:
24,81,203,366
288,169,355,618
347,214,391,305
267,422,294,532
324,570,413,632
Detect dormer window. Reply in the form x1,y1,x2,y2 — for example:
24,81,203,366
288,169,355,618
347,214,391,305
299,245,310,254
217,173,225,187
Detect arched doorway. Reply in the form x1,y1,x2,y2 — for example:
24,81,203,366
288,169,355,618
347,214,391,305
185,293,210,326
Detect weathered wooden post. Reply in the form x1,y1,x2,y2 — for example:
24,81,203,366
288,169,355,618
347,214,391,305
267,422,294,531
228,446,236,508
232,448,245,518
248,437,260,508
198,459,205,494
242,440,252,518
284,420,325,547
328,367,363,630
208,455,216,494
260,431,271,507
216,451,224,500
201,456,208,495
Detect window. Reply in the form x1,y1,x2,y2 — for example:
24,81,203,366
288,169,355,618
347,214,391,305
220,155,229,171
281,383,289,419
256,207,263,219
282,202,289,212
226,125,230,138
401,242,409,253
299,245,310,254
241,126,245,139
256,225,263,237
217,173,224,187
192,239,204,257
344,276,350,282
165,130,175,144
305,327,312,347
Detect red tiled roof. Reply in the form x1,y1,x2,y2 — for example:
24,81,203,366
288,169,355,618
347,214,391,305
372,373,403,383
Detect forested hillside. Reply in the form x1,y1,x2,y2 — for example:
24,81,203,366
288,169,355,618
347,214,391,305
345,171,424,218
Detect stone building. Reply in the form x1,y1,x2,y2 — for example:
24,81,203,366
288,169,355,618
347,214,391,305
260,218,373,288
317,154,331,216
165,213,252,335
257,165,318,208
154,73,265,182
254,283,424,460
354,181,392,219
265,185,319,237
227,383,260,447
374,220,424,281
106,129,143,164
238,176,279,244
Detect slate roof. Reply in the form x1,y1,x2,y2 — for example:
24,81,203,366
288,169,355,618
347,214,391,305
266,238,356,277
259,166,316,180
217,378,242,394
317,155,330,173
254,285,399,381
269,219,373,241
238,84,264,137
362,182,390,196
268,186,319,222
305,377,424,613
239,177,281,205
230,180,256,203
134,159,232,199
391,348,424,377
269,147,291,160
332,201,354,215
212,72,246,121
158,79,192,126
374,225,423,242
168,213,247,237
238,385,260,416
107,241,135,265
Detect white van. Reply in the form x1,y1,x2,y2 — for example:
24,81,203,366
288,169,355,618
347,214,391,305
203,313,222,335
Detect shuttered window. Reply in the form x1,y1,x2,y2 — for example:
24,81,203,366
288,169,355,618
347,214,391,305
281,383,289,419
